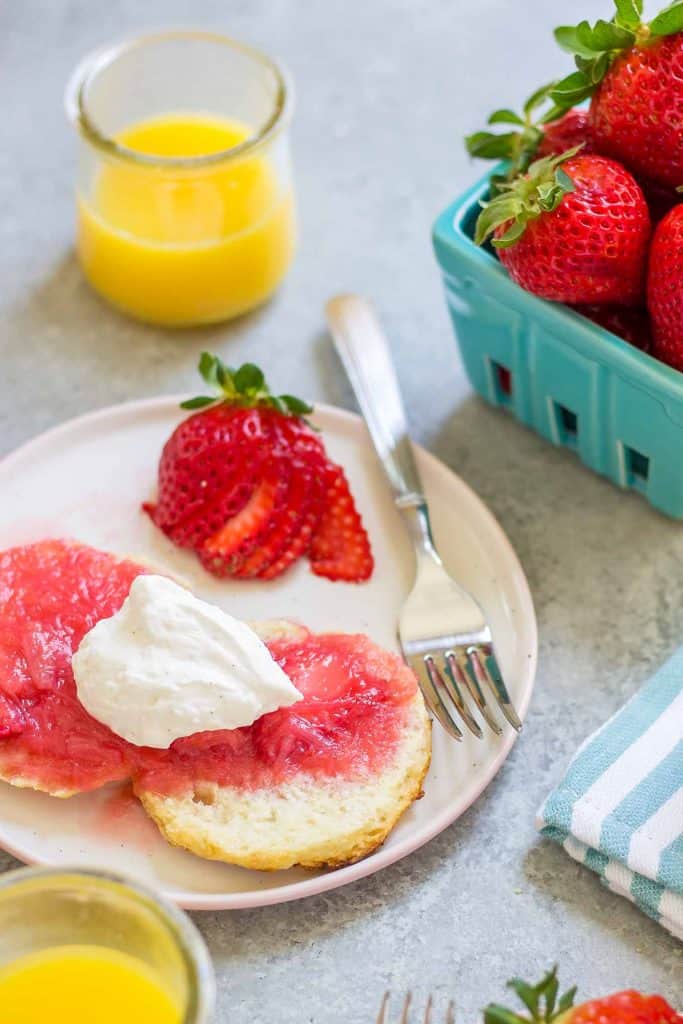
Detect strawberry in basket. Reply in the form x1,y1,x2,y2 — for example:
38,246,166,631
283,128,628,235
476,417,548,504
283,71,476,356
551,1,683,196
574,304,651,353
473,147,651,306
647,203,683,371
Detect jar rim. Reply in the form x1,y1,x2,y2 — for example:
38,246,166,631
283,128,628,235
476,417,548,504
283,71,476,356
64,29,292,168
0,865,215,1024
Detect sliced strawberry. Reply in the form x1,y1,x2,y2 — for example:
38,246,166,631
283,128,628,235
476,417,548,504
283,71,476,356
144,355,374,583
309,463,374,582
235,472,310,578
171,478,257,550
235,447,327,579
146,409,270,544
259,506,320,581
200,467,283,577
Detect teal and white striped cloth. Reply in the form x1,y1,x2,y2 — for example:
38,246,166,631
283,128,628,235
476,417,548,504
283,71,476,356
537,650,683,940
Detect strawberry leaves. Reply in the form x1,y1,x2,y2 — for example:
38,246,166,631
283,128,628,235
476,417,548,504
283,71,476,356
474,147,580,249
650,1,683,36
484,967,577,1024
615,0,643,27
181,352,314,418
233,362,265,393
488,109,525,126
181,395,218,410
199,350,221,386
465,83,568,184
278,394,313,415
466,130,534,162
555,20,636,57
552,18,638,106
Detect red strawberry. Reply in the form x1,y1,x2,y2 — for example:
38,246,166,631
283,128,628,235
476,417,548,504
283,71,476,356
640,176,680,225
258,507,319,580
497,366,512,396
590,35,683,192
537,109,592,159
484,968,681,1024
475,150,651,305
145,354,374,582
570,993,682,1024
309,464,374,582
200,464,285,577
552,4,683,191
168,477,260,552
574,304,652,352
465,85,592,186
233,455,326,579
647,204,683,371
143,404,271,547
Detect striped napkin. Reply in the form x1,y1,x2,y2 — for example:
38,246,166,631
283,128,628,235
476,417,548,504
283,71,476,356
537,650,683,940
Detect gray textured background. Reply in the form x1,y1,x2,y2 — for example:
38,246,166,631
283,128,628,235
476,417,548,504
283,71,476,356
1,1,681,1020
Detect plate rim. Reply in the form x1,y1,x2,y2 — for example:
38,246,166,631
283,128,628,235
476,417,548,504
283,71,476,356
0,396,537,910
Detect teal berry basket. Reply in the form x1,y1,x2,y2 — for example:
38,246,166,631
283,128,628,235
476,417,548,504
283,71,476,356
432,166,683,519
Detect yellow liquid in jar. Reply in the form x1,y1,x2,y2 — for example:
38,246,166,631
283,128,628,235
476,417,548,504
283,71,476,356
0,944,181,1024
77,113,296,326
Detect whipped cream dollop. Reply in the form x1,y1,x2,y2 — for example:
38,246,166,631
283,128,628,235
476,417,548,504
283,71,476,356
72,574,302,748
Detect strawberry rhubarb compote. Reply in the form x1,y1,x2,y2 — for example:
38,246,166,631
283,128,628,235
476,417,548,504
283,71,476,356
0,540,415,799
0,540,147,793
132,630,418,796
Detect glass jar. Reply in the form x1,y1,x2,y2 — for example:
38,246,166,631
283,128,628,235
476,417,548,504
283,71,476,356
0,866,214,1022
65,30,296,327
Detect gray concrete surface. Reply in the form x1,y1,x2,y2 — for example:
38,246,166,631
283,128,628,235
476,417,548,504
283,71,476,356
1,0,681,1020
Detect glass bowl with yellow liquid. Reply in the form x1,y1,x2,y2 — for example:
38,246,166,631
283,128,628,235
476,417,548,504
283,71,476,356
65,30,296,326
0,866,214,1024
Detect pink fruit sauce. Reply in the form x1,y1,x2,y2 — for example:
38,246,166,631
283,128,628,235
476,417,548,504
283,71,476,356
133,631,417,795
0,540,145,793
0,540,416,798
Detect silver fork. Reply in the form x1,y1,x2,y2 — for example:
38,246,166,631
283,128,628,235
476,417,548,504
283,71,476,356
377,992,455,1023
326,294,522,741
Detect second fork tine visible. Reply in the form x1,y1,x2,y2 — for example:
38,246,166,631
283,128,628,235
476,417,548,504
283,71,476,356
444,654,483,738
399,992,413,1024
376,992,455,1023
463,648,503,735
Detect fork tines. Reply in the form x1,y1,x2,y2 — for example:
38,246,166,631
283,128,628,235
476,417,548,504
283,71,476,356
410,642,521,741
377,991,455,1024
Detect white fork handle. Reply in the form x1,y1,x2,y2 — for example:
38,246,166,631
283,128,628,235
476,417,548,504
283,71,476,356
325,294,425,507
